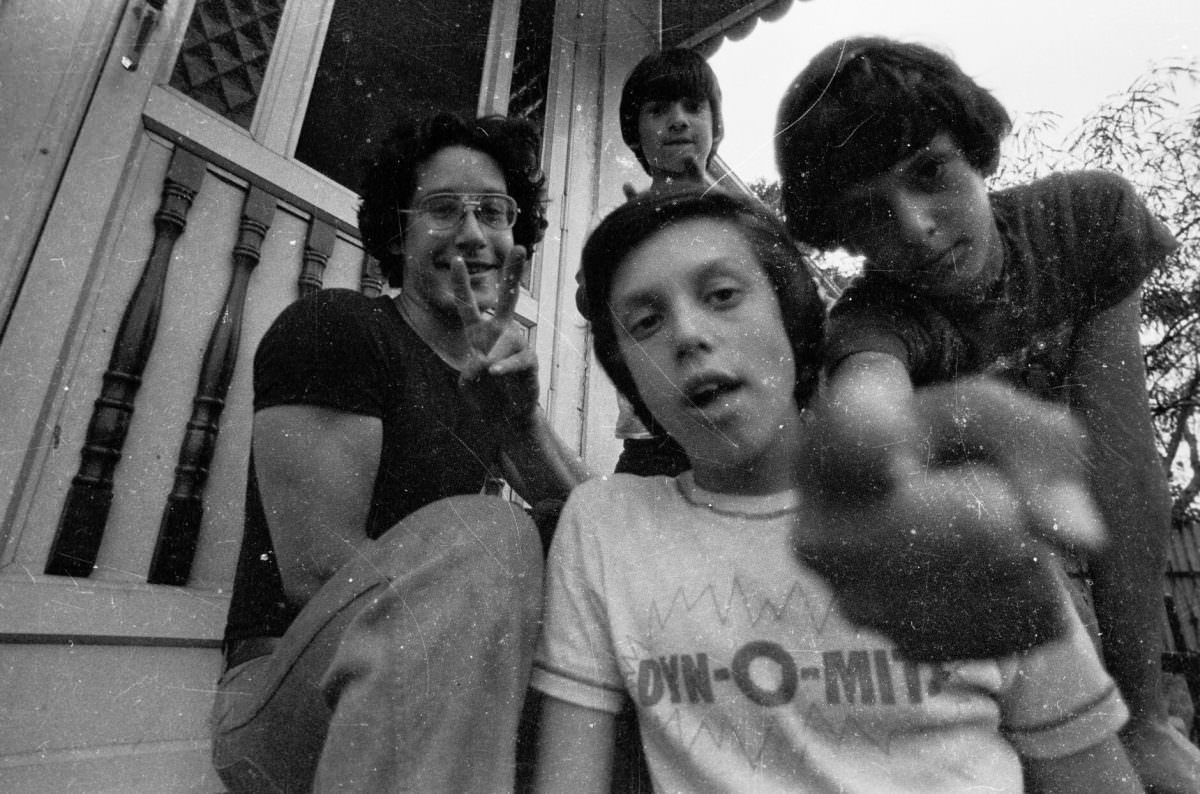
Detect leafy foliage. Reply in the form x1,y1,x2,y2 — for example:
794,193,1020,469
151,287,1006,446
992,60,1200,524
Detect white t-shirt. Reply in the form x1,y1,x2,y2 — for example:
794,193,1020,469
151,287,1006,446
532,473,1127,794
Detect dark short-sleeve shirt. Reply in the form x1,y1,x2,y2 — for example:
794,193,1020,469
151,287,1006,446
224,289,502,641
824,171,1177,400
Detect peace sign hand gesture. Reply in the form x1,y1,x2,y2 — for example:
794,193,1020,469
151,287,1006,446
452,246,540,430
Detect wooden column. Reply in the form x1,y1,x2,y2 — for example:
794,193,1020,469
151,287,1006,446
45,148,206,577
148,185,276,585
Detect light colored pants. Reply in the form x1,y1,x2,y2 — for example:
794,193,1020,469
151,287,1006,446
211,495,543,793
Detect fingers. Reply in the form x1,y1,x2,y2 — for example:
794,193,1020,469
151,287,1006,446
796,459,1069,661
450,256,482,327
798,356,919,504
911,377,1104,552
493,246,526,325
485,345,537,378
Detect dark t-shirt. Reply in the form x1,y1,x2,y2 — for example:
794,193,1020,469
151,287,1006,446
824,171,1177,400
224,289,502,642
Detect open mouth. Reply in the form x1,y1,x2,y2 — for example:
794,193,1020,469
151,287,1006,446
464,262,499,276
684,375,740,410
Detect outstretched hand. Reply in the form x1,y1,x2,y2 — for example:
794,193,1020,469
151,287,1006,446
795,374,1105,662
452,246,539,429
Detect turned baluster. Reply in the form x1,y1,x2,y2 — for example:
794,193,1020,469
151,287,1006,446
147,186,276,585
298,216,335,297
45,148,207,577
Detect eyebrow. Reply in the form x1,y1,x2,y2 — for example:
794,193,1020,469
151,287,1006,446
610,256,751,312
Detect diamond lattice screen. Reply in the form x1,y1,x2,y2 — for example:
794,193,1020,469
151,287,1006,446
169,0,287,129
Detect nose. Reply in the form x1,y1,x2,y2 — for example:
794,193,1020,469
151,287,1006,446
666,102,690,131
453,205,488,251
669,302,713,360
890,192,938,247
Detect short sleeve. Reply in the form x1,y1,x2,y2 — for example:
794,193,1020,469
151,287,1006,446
824,281,966,383
999,581,1128,759
253,289,393,417
1067,171,1177,310
531,481,628,713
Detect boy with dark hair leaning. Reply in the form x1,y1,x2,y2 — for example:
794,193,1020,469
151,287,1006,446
593,46,726,479
776,36,1198,791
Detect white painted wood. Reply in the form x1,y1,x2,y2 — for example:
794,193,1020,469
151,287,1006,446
0,0,682,787
0,0,128,330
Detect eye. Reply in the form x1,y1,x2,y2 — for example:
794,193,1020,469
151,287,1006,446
477,197,515,228
911,155,948,187
682,98,703,114
704,282,744,309
619,306,663,341
644,101,669,117
421,196,462,223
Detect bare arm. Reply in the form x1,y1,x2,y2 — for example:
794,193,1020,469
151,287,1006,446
498,411,591,508
1070,291,1171,718
252,404,381,606
1024,736,1144,794
533,696,615,794
453,249,592,508
1069,292,1200,790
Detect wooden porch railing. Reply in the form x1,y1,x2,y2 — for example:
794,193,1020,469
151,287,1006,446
44,143,358,583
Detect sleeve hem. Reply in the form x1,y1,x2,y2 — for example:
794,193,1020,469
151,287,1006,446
531,664,626,715
1003,684,1128,759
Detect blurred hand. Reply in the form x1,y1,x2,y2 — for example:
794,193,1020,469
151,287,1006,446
795,375,1105,662
453,247,539,430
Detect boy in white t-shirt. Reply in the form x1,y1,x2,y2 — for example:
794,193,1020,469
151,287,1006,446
533,188,1142,793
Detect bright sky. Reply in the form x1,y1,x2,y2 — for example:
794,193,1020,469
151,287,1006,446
708,0,1200,183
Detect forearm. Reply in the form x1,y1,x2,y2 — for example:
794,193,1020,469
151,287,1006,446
1086,447,1171,722
1023,736,1144,794
1070,292,1173,722
533,697,614,794
502,410,592,508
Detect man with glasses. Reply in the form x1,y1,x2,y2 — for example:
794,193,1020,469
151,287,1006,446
212,112,589,793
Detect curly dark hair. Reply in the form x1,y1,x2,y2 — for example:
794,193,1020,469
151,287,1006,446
619,47,724,175
357,112,548,287
580,187,825,432
776,37,1011,249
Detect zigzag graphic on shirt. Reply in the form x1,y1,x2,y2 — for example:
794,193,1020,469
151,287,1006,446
655,700,898,770
646,576,839,636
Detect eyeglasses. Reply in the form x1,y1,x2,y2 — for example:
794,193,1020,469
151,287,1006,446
399,193,519,232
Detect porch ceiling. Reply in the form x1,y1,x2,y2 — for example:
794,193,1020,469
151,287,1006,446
663,0,810,56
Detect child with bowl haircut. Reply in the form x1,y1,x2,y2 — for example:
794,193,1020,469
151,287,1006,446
776,36,1197,791
597,46,728,479
533,187,1140,793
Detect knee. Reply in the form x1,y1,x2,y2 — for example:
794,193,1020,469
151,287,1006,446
376,495,542,592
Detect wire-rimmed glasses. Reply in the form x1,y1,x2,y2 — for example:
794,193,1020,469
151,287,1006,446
398,192,519,232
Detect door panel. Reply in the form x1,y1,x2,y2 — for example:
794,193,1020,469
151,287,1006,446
0,0,128,333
